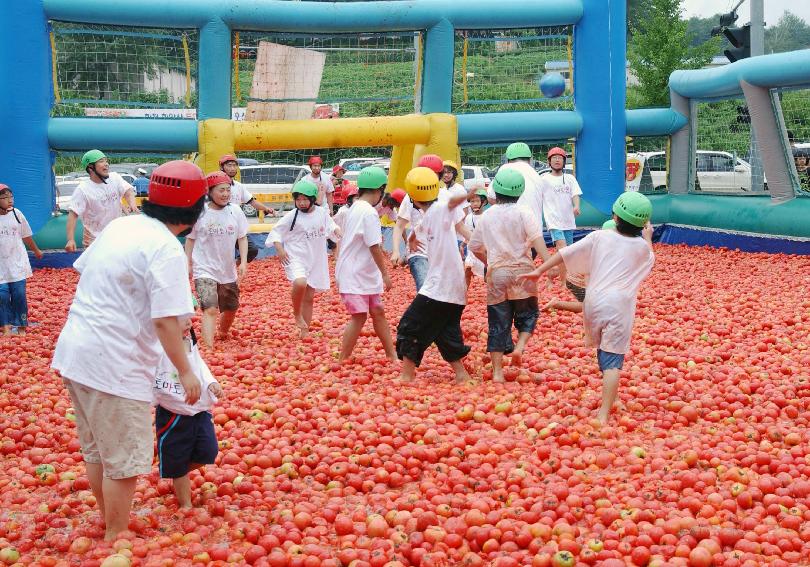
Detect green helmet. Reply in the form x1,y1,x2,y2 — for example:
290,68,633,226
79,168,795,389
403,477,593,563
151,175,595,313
357,166,387,190
505,142,532,161
291,180,318,198
612,192,652,228
81,149,106,170
602,219,617,230
491,168,525,197
474,188,489,198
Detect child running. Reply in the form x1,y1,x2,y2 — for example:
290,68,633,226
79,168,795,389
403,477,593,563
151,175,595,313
396,167,475,383
468,169,553,382
0,184,43,336
332,181,358,233
520,192,654,424
153,316,222,508
334,166,397,362
544,219,616,314
267,180,340,338
463,187,488,288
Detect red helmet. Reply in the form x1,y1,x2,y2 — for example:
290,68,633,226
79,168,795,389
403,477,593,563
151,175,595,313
547,147,567,161
148,161,207,207
332,164,345,175
218,154,238,167
417,154,444,174
308,156,323,166
0,183,10,194
206,171,232,189
343,181,359,199
389,188,406,204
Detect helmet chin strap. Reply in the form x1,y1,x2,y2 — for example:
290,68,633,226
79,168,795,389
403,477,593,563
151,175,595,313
90,164,108,184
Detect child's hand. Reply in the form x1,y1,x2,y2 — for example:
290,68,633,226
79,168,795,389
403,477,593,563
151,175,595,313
178,370,201,405
383,273,392,291
34,249,43,259
517,267,543,282
237,263,248,284
391,251,401,267
276,248,289,265
642,222,653,242
208,382,223,398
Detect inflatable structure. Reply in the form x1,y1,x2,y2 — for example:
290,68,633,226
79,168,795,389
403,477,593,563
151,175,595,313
1,0,809,254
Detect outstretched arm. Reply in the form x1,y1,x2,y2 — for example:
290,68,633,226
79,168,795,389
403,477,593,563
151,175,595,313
519,252,565,282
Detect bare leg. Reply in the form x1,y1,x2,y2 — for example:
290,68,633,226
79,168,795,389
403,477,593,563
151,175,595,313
597,368,621,424
399,357,416,382
102,476,138,541
86,462,106,525
201,307,218,349
450,360,470,383
16,328,25,336
465,267,472,289
491,352,505,383
369,307,397,361
554,240,568,285
301,287,316,331
2,325,11,336
340,313,367,361
217,309,237,340
172,475,192,509
291,278,308,334
511,331,532,366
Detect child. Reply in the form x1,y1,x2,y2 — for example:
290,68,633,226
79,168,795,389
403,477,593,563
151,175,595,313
267,180,339,337
52,160,206,540
0,184,43,336
378,188,405,254
468,169,553,382
334,166,397,362
544,219,615,314
153,316,222,508
540,147,583,286
333,181,359,233
520,192,654,424
463,187,488,288
185,172,250,349
396,167,475,383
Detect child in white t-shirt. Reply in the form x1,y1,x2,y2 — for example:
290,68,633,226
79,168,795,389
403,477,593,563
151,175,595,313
332,181,358,235
153,316,222,508
267,180,340,338
396,167,474,383
463,187,488,288
0,185,43,336
521,193,654,424
334,167,397,362
468,169,553,382
544,219,616,313
185,172,250,348
540,147,583,286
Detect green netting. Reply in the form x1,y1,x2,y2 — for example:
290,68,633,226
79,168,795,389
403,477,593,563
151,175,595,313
232,31,420,118
452,28,574,114
50,22,199,117
460,142,575,171
775,87,810,195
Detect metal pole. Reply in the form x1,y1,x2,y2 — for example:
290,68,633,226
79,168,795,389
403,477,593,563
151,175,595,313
749,0,765,191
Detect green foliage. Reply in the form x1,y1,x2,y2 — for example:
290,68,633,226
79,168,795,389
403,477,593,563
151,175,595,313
766,12,810,54
628,0,720,107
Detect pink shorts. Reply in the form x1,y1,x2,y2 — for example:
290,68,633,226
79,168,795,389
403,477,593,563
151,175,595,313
341,293,383,315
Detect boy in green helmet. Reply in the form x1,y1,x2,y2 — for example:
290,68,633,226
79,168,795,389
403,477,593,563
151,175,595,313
468,169,554,382
521,192,654,424
463,187,489,288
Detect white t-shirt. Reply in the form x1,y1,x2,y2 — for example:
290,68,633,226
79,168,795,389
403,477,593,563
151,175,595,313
304,172,335,207
416,200,467,305
335,200,383,295
0,209,33,284
153,339,219,415
397,188,464,259
52,215,194,402
540,172,582,231
468,203,541,270
229,180,254,206
266,206,338,291
559,230,654,354
188,204,249,284
69,172,133,238
463,211,485,277
500,161,547,231
333,205,350,232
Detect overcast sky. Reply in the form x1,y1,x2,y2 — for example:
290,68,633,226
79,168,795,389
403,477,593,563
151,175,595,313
681,0,810,26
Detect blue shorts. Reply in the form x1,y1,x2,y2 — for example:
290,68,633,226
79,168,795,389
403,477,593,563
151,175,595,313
486,298,539,353
597,349,625,371
549,229,574,245
407,255,429,291
156,406,218,479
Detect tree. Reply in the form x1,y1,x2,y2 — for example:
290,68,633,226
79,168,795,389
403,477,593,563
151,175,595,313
765,11,810,54
628,0,720,107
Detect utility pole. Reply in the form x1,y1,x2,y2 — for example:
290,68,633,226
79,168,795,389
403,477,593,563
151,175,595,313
749,0,765,192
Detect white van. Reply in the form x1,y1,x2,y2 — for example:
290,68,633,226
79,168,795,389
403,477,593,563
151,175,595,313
634,150,765,193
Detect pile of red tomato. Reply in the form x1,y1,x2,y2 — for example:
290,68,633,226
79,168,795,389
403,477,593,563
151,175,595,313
1,244,809,567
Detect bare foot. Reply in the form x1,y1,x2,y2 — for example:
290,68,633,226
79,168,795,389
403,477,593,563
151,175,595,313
542,299,560,312
511,349,523,367
597,410,610,425
492,370,505,383
399,372,414,383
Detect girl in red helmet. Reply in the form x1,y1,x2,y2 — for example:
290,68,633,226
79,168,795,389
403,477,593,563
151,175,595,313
52,161,207,541
185,172,250,348
302,155,335,213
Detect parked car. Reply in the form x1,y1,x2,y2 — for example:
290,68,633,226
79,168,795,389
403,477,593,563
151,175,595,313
639,150,766,193
238,164,308,215
461,165,492,190
109,163,159,178
237,158,259,167
339,157,388,170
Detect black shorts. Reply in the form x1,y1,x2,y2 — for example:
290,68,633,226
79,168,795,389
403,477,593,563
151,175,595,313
565,280,586,302
155,406,218,479
396,294,471,366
